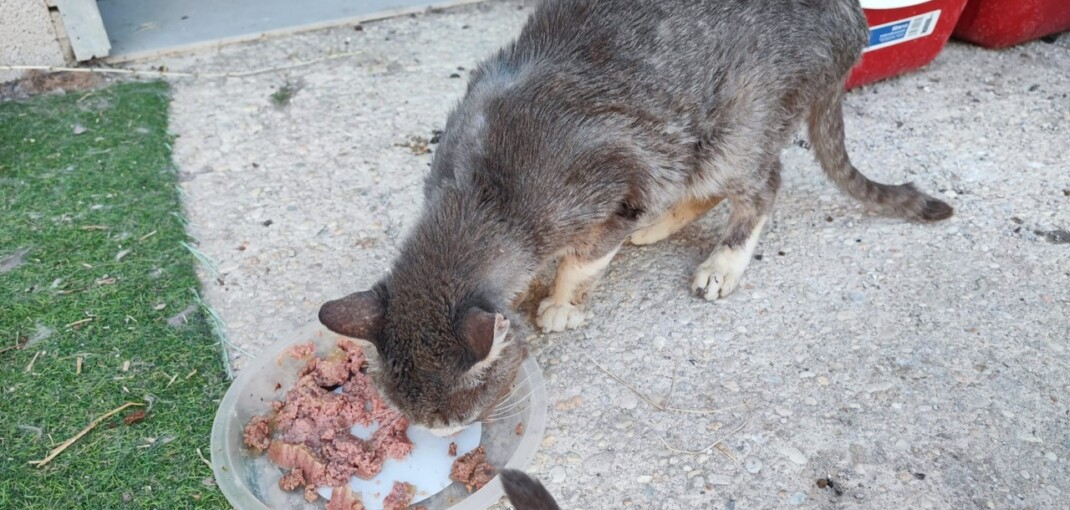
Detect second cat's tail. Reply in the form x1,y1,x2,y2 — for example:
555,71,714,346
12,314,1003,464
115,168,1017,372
501,469,562,510
807,88,953,222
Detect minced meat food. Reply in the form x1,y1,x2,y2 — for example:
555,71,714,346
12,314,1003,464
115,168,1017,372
325,485,364,510
242,339,415,502
382,481,416,510
278,467,306,491
449,446,496,492
242,415,272,452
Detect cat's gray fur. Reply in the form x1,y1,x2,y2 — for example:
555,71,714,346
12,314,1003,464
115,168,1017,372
501,469,562,510
319,0,953,433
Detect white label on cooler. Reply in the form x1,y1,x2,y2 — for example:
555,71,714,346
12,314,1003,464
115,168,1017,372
860,0,933,8
863,9,942,53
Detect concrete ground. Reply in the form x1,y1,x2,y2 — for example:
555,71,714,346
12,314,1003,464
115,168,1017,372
161,1,1068,508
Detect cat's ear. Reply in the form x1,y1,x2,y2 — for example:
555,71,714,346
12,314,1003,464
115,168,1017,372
318,290,385,342
460,309,510,362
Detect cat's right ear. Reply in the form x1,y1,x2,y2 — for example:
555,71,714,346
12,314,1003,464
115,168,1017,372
318,290,385,342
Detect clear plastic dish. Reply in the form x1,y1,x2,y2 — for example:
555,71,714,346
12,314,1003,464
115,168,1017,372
210,322,546,509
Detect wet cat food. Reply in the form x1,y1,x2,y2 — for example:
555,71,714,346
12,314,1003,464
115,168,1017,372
242,339,414,501
382,481,416,510
449,446,496,492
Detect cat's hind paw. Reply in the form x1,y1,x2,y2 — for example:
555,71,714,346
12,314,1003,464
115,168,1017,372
536,299,589,332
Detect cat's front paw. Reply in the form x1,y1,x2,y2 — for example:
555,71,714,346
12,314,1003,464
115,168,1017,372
536,299,589,332
691,247,749,300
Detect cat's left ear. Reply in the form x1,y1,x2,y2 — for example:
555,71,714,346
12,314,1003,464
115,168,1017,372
319,290,385,343
460,309,510,363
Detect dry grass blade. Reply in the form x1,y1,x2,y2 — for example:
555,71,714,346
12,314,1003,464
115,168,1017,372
583,352,741,415
655,405,753,458
28,402,144,467
65,318,94,329
196,448,213,470
25,351,43,372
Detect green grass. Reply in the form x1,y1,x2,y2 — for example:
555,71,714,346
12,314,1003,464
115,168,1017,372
0,82,229,508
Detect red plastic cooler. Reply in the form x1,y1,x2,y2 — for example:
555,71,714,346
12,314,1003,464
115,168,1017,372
953,0,1070,48
846,0,970,89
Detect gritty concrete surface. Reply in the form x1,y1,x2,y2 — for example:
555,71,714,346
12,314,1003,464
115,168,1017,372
162,1,1068,508
0,0,71,82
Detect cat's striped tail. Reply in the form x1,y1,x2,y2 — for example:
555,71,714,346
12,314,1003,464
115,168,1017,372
808,88,953,222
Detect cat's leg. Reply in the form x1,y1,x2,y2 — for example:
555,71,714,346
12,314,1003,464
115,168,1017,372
629,196,724,245
536,246,620,332
692,160,781,300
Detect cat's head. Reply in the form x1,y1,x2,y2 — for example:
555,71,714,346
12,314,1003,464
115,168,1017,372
318,285,525,435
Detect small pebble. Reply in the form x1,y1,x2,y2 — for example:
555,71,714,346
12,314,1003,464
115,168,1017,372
583,452,615,474
1044,451,1057,462
788,491,807,505
653,335,667,350
779,445,808,465
865,381,895,394
636,475,652,483
744,457,763,474
549,465,566,484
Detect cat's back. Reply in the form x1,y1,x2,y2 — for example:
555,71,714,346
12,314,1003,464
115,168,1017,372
505,0,867,81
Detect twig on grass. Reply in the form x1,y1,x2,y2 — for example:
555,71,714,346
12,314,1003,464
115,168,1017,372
28,402,144,467
25,351,44,372
0,336,26,355
65,318,94,329
196,448,213,470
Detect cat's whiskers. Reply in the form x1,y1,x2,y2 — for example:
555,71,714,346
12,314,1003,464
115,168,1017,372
483,397,536,423
480,371,535,421
487,383,539,418
487,379,547,420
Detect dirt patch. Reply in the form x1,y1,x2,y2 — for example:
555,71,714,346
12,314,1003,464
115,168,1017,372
1,71,105,101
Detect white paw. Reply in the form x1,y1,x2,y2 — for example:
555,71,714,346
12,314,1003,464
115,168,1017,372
691,248,749,301
629,224,671,245
536,299,589,332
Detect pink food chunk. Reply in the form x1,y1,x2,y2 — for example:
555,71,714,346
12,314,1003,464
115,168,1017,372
326,485,365,510
242,415,272,452
450,446,496,493
278,467,306,492
382,481,416,510
287,341,316,359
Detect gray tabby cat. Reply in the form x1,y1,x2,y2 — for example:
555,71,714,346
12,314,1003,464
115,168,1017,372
319,0,952,434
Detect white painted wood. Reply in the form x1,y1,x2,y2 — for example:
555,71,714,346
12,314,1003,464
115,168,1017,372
54,0,111,61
